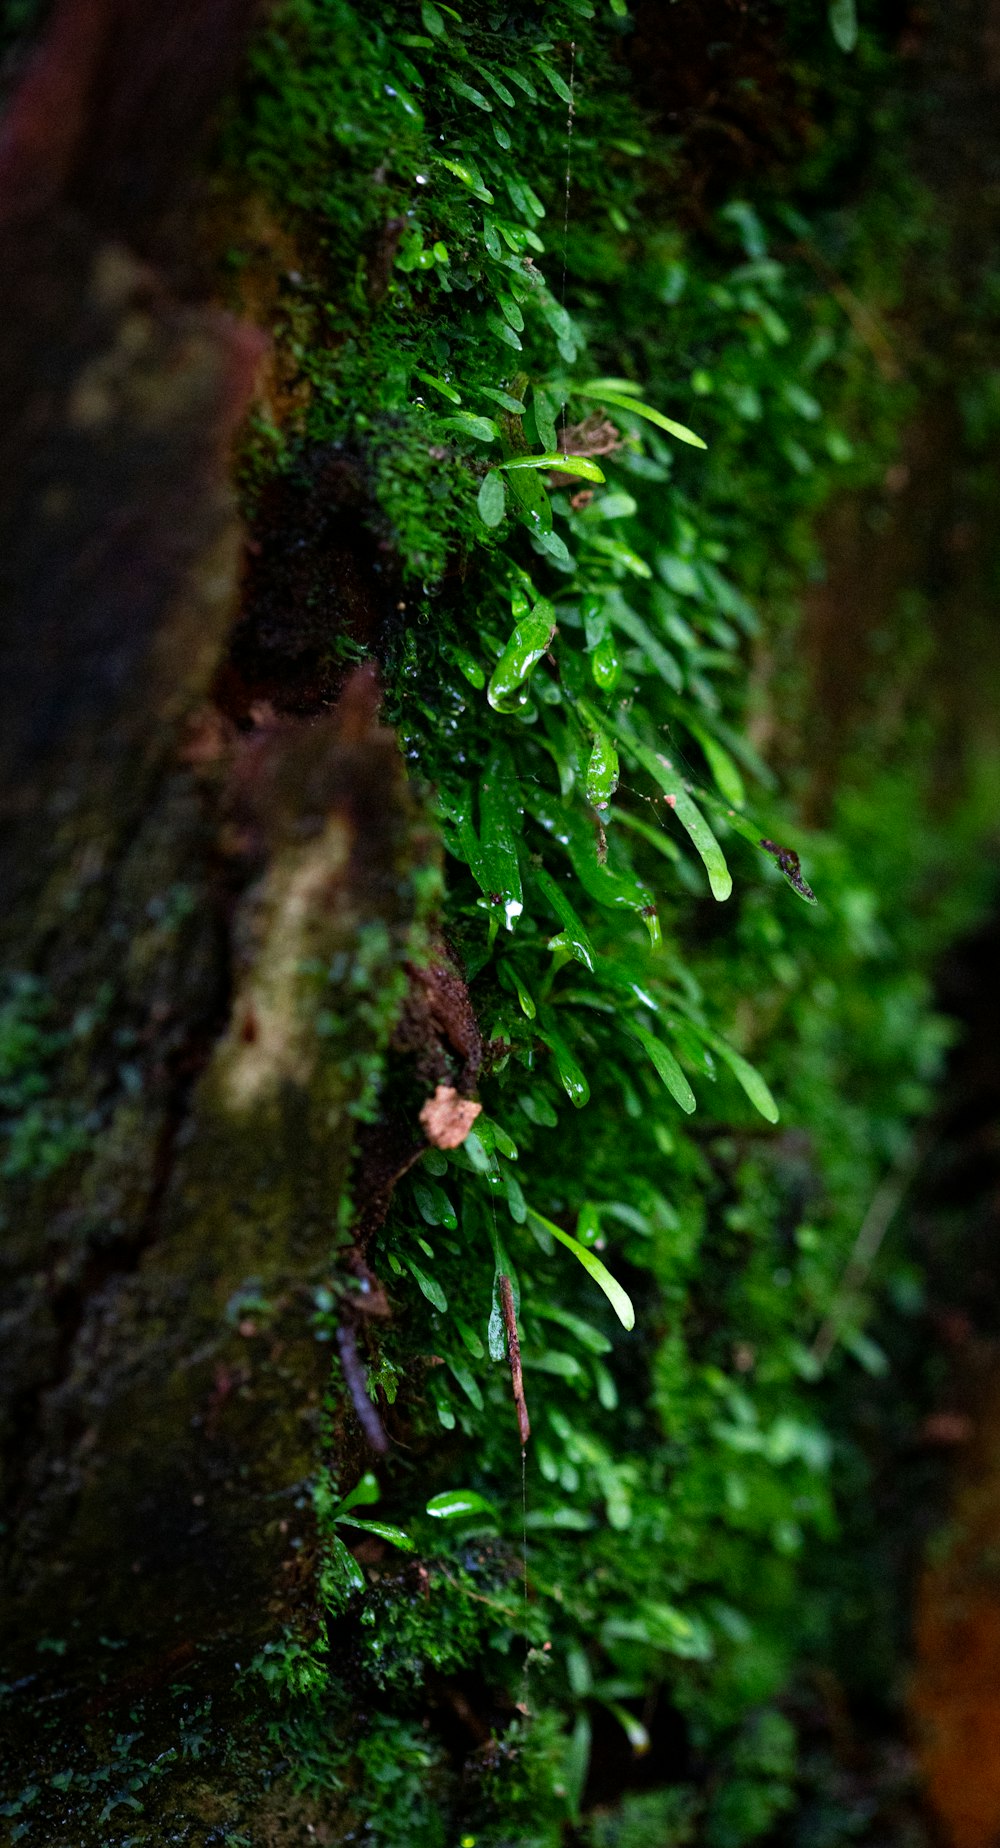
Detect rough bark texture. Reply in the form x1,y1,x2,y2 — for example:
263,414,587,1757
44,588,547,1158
0,6,433,1838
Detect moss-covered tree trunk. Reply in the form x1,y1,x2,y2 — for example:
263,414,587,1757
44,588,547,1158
0,7,431,1837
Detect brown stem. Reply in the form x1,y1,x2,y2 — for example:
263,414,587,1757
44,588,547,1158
336,1322,389,1454
498,1274,530,1447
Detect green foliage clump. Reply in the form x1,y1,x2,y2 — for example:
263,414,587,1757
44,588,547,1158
223,1,999,1841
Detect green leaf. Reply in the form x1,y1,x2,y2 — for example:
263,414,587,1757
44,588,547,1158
415,369,461,404
607,602,682,691
628,1023,696,1114
585,732,619,808
685,720,746,807
335,1471,380,1516
532,528,573,567
531,864,595,969
326,1534,366,1596
501,452,606,482
498,64,539,100
486,312,523,351
478,469,506,527
406,1257,448,1311
476,67,516,106
336,1516,415,1552
477,743,524,928
436,156,494,203
578,383,707,449
527,1208,636,1331
487,604,555,709
478,387,527,414
536,1019,590,1108
535,58,573,103
449,75,492,111
529,785,655,915
533,387,558,450
711,1038,779,1123
426,1489,498,1521
448,644,485,688
583,702,732,901
443,412,499,443
421,0,445,32
829,0,858,51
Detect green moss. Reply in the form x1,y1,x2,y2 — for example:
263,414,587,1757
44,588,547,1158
211,1,1000,1841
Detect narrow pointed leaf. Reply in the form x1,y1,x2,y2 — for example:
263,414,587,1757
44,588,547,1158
527,1209,635,1331
712,1039,779,1123
628,1023,696,1114
582,702,732,901
578,384,707,449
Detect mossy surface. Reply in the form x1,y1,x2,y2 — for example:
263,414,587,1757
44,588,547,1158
4,0,1000,1842
198,1,1000,1842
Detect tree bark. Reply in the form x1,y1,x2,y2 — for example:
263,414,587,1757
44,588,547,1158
0,7,430,1838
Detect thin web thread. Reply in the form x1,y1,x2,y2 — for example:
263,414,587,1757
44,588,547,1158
559,40,577,440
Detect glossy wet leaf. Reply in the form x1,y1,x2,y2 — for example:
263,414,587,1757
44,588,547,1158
628,1023,697,1114
536,1019,590,1107
477,744,524,928
578,383,707,449
426,1489,498,1521
478,469,506,527
527,1208,635,1331
585,703,733,901
531,864,596,969
336,1516,415,1552
529,785,654,915
335,1471,381,1516
449,644,485,688
591,631,621,689
326,1535,366,1597
501,452,605,483
585,732,619,809
487,604,556,709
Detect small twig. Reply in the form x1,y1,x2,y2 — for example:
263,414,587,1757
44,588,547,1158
499,1274,531,1446
336,1322,389,1453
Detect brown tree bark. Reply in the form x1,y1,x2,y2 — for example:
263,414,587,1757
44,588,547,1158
0,7,429,1838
